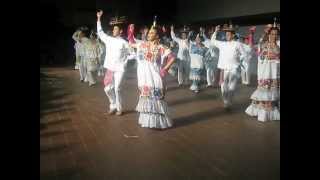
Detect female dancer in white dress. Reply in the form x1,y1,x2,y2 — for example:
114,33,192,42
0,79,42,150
245,25,280,121
129,21,176,129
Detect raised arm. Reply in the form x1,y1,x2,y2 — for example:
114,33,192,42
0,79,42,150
72,30,81,42
210,25,223,48
96,10,112,44
200,28,212,49
170,25,181,43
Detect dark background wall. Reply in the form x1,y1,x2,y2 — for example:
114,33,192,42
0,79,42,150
40,0,279,66
176,0,280,23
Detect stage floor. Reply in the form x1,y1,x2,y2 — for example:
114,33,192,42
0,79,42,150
40,65,279,180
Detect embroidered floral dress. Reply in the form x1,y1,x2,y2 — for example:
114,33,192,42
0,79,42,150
189,42,208,91
135,42,174,129
83,40,100,72
245,42,280,121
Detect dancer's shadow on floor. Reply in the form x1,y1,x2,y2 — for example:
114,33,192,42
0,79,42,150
168,93,220,107
172,107,227,129
123,110,136,115
172,100,251,129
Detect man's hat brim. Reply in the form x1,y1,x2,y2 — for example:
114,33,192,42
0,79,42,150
109,16,127,25
223,28,235,32
109,21,126,25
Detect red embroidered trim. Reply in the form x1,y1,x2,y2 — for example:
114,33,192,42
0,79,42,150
103,70,114,86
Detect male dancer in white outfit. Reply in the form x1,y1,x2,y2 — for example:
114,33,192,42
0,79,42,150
201,27,219,88
96,35,105,77
210,25,246,108
78,29,90,82
240,26,256,85
170,25,191,86
97,10,130,115
84,33,101,86
72,29,81,70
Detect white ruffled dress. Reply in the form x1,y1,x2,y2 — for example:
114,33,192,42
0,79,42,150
245,43,280,122
135,42,174,129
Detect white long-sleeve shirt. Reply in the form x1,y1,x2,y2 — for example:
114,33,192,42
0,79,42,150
83,40,101,59
239,43,255,71
72,30,82,56
78,37,90,58
171,31,190,60
202,33,218,59
210,31,246,70
97,21,130,72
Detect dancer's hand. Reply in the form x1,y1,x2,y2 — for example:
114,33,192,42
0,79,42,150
215,25,220,32
200,27,204,33
160,68,168,78
97,10,103,18
170,25,174,31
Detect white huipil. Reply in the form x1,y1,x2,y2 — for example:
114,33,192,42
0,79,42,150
188,41,207,91
78,37,90,82
203,33,219,86
170,30,190,85
97,21,130,112
210,31,246,107
83,39,101,86
245,41,280,122
135,42,174,129
72,30,82,70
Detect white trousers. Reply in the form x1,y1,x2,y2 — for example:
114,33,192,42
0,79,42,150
79,57,87,81
104,71,125,111
177,59,190,85
241,70,251,85
221,68,241,106
75,55,80,70
241,63,251,85
87,59,99,85
205,63,218,86
97,56,104,76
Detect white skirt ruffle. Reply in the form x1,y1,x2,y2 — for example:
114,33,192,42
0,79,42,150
245,103,280,122
250,88,280,101
257,60,280,80
135,97,169,114
189,68,202,81
138,113,173,129
136,97,172,129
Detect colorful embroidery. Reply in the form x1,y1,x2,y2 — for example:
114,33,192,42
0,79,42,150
190,44,207,57
138,42,170,63
259,43,280,61
103,70,113,86
258,79,280,89
252,100,279,110
139,86,164,99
